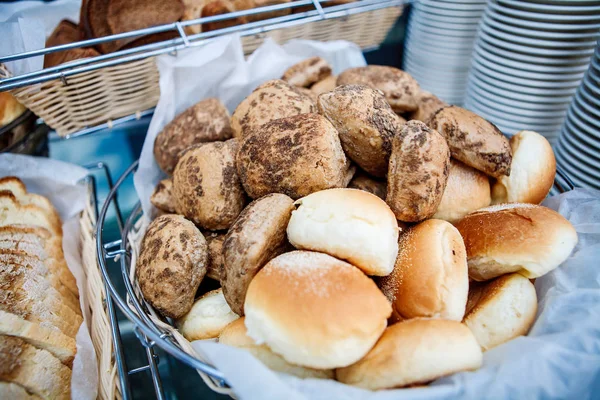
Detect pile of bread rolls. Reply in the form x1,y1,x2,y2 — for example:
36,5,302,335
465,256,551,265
0,177,80,399
141,58,578,389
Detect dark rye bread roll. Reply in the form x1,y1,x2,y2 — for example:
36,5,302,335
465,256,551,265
173,139,246,230
154,98,233,174
428,106,512,178
136,214,208,319
386,120,450,222
317,84,406,177
222,193,294,315
336,66,420,113
282,57,332,88
231,79,316,138
236,113,350,199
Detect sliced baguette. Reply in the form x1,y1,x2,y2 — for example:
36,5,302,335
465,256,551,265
0,251,80,315
0,310,76,366
0,193,61,237
0,382,42,400
0,335,71,400
0,259,82,338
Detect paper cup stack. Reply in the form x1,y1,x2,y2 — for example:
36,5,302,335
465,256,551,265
464,0,600,143
555,41,600,190
403,0,487,105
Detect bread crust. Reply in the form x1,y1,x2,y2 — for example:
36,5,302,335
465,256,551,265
409,91,448,123
282,57,332,88
348,170,386,200
150,178,176,213
0,93,26,127
205,232,226,281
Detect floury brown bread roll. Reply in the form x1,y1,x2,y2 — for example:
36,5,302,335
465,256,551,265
222,194,294,315
153,98,233,174
348,170,387,200
244,251,391,369
386,120,450,222
337,66,420,113
456,204,578,280
318,84,406,177
433,159,491,223
230,79,316,138
311,75,337,96
219,318,335,379
428,106,512,178
492,130,556,205
173,139,246,230
282,56,332,88
463,273,537,351
205,232,225,281
409,91,448,123
236,113,350,199
378,219,468,322
150,178,175,213
336,319,482,390
287,189,399,276
136,215,208,319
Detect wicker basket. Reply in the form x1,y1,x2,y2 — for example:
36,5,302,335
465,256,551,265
3,6,402,137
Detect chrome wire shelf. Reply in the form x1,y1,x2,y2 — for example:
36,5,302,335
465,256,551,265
95,159,575,400
0,0,406,91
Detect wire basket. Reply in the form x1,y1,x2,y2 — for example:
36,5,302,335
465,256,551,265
95,160,576,400
0,2,403,138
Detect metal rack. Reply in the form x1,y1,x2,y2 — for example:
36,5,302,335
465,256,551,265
0,0,405,91
96,159,576,400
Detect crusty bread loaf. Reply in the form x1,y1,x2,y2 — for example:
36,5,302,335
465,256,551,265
337,66,420,113
0,257,82,338
0,382,42,400
336,319,482,389
433,159,491,224
222,194,294,315
0,193,61,237
181,0,209,34
348,170,386,200
311,75,337,96
137,214,208,319
317,84,405,177
44,19,99,68
456,204,578,280
219,318,335,379
205,232,225,281
176,289,239,340
200,0,249,32
0,226,77,296
233,0,291,22
282,57,332,88
244,251,391,369
492,130,556,205
153,98,233,174
377,219,468,322
409,91,447,123
231,79,316,138
386,120,450,222
428,106,512,178
150,178,176,213
106,0,184,34
464,273,537,351
236,113,350,199
173,139,246,230
0,335,71,400
0,310,76,366
0,93,26,128
287,189,399,276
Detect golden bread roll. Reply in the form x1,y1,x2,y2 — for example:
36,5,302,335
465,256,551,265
428,106,512,178
205,232,225,281
311,75,337,96
173,139,246,230
176,289,239,341
0,93,26,127
150,178,175,213
236,113,350,199
386,120,450,222
464,273,537,351
317,84,405,177
154,98,233,174
433,159,491,223
287,188,399,276
348,170,386,200
244,251,391,369
282,56,332,88
336,319,482,389
219,318,335,379
409,91,448,123
231,79,316,138
136,214,208,319
222,193,294,315
456,204,578,280
336,66,420,112
492,130,556,204
378,219,468,322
